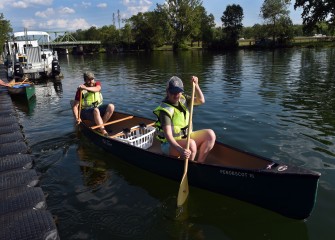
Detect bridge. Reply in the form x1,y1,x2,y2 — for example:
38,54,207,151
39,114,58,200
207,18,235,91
41,31,101,53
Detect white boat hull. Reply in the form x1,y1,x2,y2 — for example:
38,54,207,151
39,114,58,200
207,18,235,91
3,30,62,80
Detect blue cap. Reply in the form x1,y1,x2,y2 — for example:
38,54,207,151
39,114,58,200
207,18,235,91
167,76,184,93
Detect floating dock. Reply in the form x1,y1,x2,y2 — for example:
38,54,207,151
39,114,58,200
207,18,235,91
0,66,59,239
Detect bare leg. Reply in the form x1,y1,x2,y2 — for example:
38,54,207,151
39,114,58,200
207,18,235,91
190,129,216,163
102,103,115,123
93,108,108,135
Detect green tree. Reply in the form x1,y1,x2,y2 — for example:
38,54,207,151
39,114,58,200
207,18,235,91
120,23,133,50
241,26,255,39
252,24,269,40
83,26,103,52
293,0,335,33
275,15,294,43
156,0,203,51
100,25,120,53
221,4,244,48
314,22,334,36
190,6,215,47
212,27,224,41
128,11,165,51
200,12,215,48
0,13,12,54
291,24,304,36
189,6,202,47
260,0,290,42
84,26,101,41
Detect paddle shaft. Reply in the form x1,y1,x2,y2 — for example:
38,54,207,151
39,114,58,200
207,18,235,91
0,79,32,87
177,82,195,207
78,89,82,121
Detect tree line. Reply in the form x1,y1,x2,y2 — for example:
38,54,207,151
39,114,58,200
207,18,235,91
1,0,334,54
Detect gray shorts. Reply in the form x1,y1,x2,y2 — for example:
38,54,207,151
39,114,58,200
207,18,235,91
81,104,108,122
161,142,171,155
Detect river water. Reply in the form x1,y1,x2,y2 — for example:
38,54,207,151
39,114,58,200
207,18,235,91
13,48,335,239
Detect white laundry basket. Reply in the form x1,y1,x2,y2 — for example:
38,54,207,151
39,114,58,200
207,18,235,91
115,126,155,149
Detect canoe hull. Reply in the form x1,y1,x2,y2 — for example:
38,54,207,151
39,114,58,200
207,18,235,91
79,113,320,220
8,84,35,100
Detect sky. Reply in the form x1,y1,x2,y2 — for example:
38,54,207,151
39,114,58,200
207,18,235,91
0,0,303,33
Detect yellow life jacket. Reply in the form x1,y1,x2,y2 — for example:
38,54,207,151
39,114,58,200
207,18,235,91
153,95,189,143
81,90,103,109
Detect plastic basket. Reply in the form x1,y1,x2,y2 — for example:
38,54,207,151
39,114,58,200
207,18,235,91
115,126,155,149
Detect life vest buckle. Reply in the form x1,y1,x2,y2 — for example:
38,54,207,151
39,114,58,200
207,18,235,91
181,126,188,139
92,101,99,108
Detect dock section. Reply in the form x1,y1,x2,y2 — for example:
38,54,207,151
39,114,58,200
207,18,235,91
0,67,59,239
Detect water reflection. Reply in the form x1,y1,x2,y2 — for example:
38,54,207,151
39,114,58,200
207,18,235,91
76,140,109,188
53,80,63,96
11,95,36,116
182,190,308,240
280,49,335,159
74,135,309,240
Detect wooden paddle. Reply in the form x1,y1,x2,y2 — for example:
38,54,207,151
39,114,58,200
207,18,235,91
90,115,134,130
21,76,29,83
78,89,82,122
177,81,195,207
1,78,33,87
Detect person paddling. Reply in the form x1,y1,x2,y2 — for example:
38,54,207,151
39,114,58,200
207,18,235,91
72,71,115,136
153,76,216,163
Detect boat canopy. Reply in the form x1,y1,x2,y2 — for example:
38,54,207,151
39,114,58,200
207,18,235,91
13,31,51,42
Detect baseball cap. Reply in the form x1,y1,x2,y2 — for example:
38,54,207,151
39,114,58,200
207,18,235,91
167,76,184,93
83,71,95,80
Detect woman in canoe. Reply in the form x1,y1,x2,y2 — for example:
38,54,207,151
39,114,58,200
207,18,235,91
153,76,216,163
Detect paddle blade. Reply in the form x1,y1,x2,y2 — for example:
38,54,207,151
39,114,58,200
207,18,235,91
177,175,189,206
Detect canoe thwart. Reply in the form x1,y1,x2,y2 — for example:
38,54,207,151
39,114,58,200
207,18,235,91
90,115,134,130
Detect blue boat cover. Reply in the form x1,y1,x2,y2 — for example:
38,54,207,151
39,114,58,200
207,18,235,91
11,84,31,88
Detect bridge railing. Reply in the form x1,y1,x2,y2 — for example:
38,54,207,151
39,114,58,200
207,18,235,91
40,41,101,47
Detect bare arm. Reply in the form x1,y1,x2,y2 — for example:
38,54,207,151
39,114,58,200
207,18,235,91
72,100,81,124
79,84,101,92
191,76,205,105
0,79,9,87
